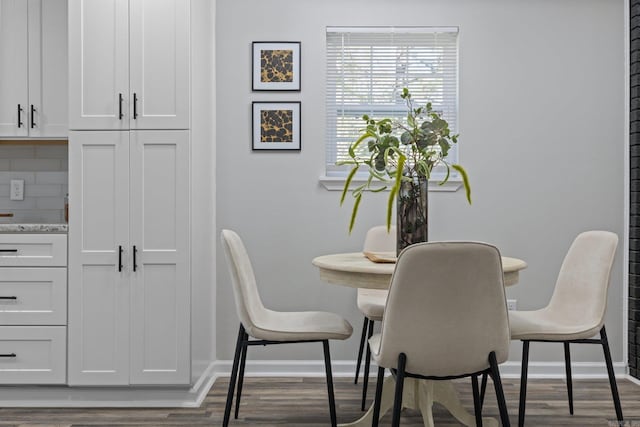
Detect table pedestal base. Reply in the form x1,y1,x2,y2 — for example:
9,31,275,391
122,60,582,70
340,377,498,427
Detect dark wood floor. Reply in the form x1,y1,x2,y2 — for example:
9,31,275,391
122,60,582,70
1,377,640,426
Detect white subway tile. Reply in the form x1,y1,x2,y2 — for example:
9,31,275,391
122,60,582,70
11,158,62,171
35,145,68,159
0,185,9,197
0,146,36,159
35,197,64,210
0,197,37,210
25,184,62,197
0,159,10,170
0,172,36,184
35,172,67,184
11,209,63,224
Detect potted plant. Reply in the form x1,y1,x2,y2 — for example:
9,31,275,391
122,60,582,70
339,88,472,253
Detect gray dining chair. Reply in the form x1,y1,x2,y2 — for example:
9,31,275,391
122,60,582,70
355,225,395,410
220,229,353,427
508,230,623,427
369,241,511,427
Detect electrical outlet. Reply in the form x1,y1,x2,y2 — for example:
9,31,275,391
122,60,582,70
10,179,24,201
507,299,517,311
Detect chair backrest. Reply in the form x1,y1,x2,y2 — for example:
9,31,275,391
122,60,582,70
546,230,618,330
363,225,396,252
375,241,509,377
221,229,269,337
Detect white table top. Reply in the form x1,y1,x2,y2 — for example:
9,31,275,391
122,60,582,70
312,252,527,289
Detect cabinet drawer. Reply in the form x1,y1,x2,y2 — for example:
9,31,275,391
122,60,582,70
0,234,67,266
0,326,66,384
0,268,66,325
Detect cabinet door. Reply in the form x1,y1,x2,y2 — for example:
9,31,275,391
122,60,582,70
129,131,190,384
129,0,189,130
68,0,129,130
0,0,28,137
27,0,67,137
68,131,130,386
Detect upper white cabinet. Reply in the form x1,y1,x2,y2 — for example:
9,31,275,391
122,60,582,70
69,0,190,131
0,0,68,137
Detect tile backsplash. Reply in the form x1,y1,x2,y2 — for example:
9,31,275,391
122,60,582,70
0,144,68,224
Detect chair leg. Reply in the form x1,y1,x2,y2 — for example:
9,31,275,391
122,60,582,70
391,353,407,427
563,342,574,415
471,374,483,427
600,326,624,423
234,331,248,419
518,341,530,427
489,351,511,427
223,324,245,427
323,340,338,427
361,319,374,411
354,316,368,385
372,366,385,427
480,372,488,409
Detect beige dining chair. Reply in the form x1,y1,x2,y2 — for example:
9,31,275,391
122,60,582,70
508,230,623,427
220,229,353,427
355,225,395,410
369,241,511,427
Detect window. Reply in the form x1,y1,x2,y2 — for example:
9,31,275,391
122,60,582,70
325,27,459,180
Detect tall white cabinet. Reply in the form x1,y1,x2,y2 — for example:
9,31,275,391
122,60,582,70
68,0,189,130
68,0,191,386
0,0,68,137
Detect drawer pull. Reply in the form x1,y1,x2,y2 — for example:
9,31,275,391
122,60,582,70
0,353,16,358
0,296,17,300
0,249,18,253
118,245,123,272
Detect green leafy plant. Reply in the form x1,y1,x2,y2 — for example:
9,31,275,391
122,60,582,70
339,88,472,232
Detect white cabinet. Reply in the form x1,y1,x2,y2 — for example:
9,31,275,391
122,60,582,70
69,0,189,131
0,233,67,385
0,0,67,137
68,130,190,386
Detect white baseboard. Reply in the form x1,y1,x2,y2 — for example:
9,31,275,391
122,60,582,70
0,361,218,407
213,359,628,380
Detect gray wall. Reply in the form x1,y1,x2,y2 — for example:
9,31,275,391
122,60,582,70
216,0,625,364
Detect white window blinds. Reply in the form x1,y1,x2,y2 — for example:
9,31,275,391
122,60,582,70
325,27,459,176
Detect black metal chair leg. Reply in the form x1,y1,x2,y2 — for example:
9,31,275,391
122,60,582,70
361,319,374,411
563,342,574,415
480,371,488,408
223,324,245,427
372,367,385,427
323,340,338,427
518,341,530,427
489,351,511,427
601,326,624,423
391,353,407,427
472,374,483,427
354,316,368,384
234,332,248,419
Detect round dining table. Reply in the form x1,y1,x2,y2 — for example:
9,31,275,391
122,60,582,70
312,251,527,427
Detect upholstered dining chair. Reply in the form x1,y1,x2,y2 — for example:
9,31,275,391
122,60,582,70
508,230,623,427
370,241,511,427
355,225,395,410
220,229,353,427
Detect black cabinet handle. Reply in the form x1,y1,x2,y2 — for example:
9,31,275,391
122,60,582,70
0,296,17,300
30,105,36,128
133,93,138,119
0,353,16,358
118,93,123,120
0,249,18,253
133,245,137,271
118,245,123,272
17,104,23,128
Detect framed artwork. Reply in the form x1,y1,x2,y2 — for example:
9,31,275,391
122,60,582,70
252,41,301,91
252,102,301,151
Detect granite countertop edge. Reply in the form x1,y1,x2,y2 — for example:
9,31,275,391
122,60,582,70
0,224,68,233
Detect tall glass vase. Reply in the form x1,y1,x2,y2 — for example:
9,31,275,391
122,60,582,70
396,177,428,255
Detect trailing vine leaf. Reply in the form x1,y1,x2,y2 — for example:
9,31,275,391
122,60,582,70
349,193,362,233
340,165,360,206
452,164,472,204
439,163,450,185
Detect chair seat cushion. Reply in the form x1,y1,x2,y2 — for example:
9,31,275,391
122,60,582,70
509,309,602,341
247,310,353,342
357,288,387,321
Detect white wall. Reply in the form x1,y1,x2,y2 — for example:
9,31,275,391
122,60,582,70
216,0,625,366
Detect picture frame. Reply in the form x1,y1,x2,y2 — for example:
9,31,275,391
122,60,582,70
252,41,301,91
252,102,301,151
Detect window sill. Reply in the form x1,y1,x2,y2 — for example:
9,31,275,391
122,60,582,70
319,175,463,192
